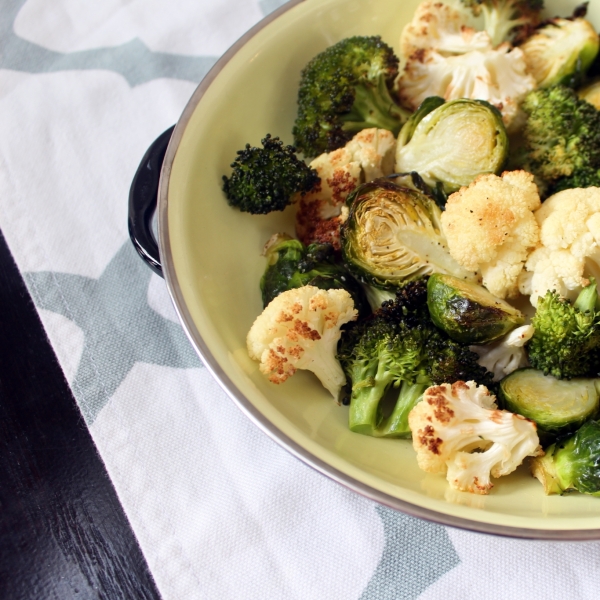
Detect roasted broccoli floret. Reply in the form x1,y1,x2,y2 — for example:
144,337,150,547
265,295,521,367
260,233,370,318
292,36,411,157
550,166,600,194
222,134,319,214
532,420,600,496
461,0,544,46
337,279,495,437
520,85,600,192
527,280,600,380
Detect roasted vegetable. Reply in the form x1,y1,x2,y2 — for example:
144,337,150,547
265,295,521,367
519,15,599,88
520,85,600,193
518,188,600,307
260,234,370,317
527,280,600,380
471,324,534,381
292,36,411,157
340,179,477,290
440,170,541,299
395,98,508,194
409,380,541,494
460,0,544,46
532,420,600,496
337,280,495,437
222,134,319,214
427,273,524,344
499,368,600,441
247,286,357,400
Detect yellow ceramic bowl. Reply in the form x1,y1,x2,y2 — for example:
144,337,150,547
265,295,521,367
158,0,600,538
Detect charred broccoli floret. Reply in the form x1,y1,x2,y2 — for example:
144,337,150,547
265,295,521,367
292,36,411,157
337,279,495,437
527,280,600,380
520,85,600,193
260,233,370,318
222,134,319,214
550,166,600,194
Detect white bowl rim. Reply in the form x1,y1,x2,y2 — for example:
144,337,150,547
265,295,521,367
156,0,600,540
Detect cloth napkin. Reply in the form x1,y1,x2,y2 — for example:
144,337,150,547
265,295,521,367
2,0,600,598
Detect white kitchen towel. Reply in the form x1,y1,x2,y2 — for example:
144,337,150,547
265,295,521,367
2,1,600,598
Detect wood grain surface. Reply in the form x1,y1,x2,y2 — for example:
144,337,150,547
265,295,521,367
0,229,161,600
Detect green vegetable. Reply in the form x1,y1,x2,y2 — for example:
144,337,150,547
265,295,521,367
292,36,411,157
460,0,545,46
499,368,600,441
337,279,495,438
531,420,600,496
260,234,370,317
521,85,600,193
519,16,599,88
340,179,477,290
222,134,319,214
527,280,600,380
395,98,508,195
427,273,525,344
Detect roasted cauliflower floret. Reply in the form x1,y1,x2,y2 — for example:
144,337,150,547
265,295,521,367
400,0,492,59
398,44,535,132
441,170,541,299
470,324,534,381
246,286,357,400
296,128,396,249
518,187,600,307
408,380,542,494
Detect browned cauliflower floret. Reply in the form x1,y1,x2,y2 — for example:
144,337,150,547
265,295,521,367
408,381,542,494
400,0,492,59
470,324,534,382
518,187,600,307
246,286,357,400
296,128,396,249
440,170,541,298
398,44,536,132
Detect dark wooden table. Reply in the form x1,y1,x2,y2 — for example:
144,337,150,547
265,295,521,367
0,229,161,600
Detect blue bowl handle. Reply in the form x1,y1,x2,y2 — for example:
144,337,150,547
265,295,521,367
128,125,175,278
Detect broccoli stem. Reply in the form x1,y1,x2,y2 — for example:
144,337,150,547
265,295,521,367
377,381,428,438
341,77,408,136
348,360,396,436
349,376,427,438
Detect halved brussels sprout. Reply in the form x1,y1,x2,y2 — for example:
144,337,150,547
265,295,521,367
499,368,600,441
532,421,600,496
340,180,477,289
520,17,600,89
427,273,525,344
396,96,445,148
394,98,508,194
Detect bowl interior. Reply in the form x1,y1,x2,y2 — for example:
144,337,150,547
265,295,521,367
161,0,600,536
